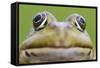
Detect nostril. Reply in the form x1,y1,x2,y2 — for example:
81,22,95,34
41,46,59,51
25,51,31,57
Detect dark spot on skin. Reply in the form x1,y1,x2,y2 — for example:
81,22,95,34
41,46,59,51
30,52,38,57
75,22,77,27
25,51,31,57
88,50,91,56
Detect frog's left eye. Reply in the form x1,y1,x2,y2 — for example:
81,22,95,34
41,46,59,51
65,14,86,32
33,12,48,31
75,16,86,31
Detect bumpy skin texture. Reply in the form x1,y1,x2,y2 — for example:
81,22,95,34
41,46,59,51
19,12,94,64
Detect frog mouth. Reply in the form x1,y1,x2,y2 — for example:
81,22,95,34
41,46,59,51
20,45,93,63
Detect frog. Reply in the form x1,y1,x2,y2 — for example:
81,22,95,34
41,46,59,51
19,11,94,64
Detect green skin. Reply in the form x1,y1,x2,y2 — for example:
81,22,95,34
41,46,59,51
19,12,94,64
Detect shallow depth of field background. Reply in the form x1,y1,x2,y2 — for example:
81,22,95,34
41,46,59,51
19,4,96,48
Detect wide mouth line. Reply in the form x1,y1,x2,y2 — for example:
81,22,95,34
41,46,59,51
21,44,93,50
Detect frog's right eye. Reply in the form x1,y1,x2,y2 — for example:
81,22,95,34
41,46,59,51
33,12,48,31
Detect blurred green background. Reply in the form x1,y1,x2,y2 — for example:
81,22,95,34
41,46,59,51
19,4,96,47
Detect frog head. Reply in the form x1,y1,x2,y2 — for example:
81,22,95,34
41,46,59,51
19,11,94,64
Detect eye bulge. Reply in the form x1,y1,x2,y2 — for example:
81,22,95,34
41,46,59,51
66,14,86,32
32,11,57,31
33,13,48,31
33,12,86,32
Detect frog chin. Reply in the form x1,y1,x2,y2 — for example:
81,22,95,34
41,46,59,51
20,47,94,64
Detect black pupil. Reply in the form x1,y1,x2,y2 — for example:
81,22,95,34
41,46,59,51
77,17,85,25
76,16,86,31
80,17,85,24
34,15,41,22
33,14,47,31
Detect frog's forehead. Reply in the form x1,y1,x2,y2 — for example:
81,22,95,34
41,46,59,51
49,22,70,27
